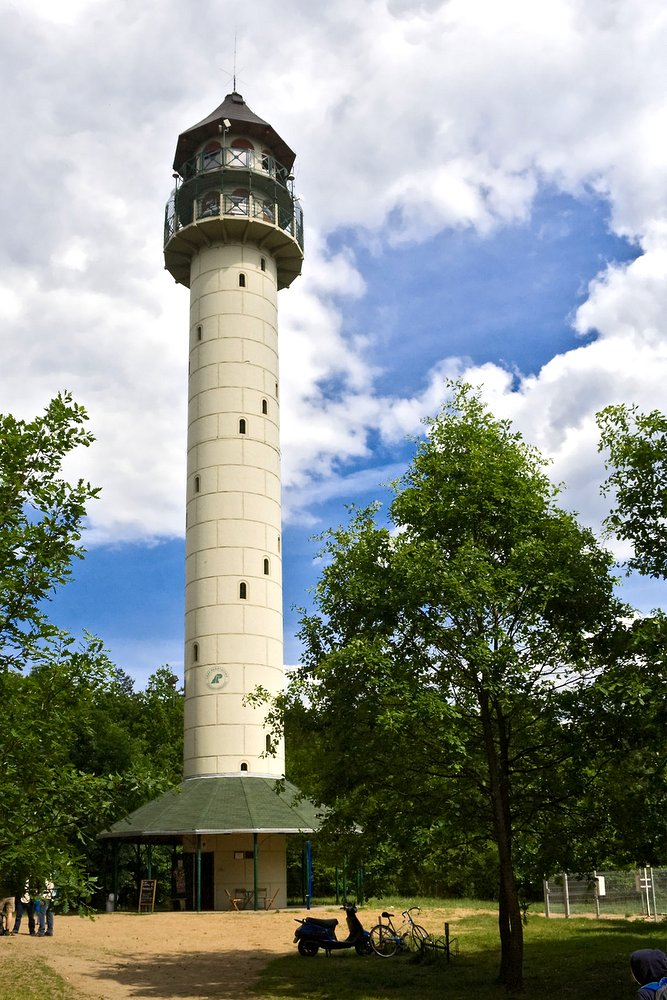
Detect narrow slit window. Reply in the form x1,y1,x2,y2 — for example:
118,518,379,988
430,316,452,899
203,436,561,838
193,642,199,663
277,535,281,553
194,475,200,493
196,325,202,341
260,257,266,271
263,557,270,575
275,381,279,399
265,734,273,753
239,581,247,600
239,418,246,434
262,398,268,415
239,272,246,287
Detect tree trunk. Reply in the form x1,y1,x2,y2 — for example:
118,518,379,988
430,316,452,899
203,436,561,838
480,689,524,991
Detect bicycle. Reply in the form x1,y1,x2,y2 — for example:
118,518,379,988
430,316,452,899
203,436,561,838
369,905,432,957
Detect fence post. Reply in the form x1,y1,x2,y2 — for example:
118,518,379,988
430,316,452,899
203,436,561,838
543,879,551,918
563,872,571,918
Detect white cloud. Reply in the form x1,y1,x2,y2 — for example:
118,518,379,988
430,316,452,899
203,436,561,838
0,0,666,571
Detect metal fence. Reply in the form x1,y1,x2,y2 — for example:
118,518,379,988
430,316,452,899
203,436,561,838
544,868,667,919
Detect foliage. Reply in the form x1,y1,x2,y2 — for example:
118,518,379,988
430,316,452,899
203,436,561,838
279,384,623,990
0,394,183,911
598,402,667,579
0,392,99,671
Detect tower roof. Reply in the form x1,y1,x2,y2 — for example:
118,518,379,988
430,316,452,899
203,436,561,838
99,775,322,841
173,92,297,174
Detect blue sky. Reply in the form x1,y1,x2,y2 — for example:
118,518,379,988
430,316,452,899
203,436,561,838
3,0,666,686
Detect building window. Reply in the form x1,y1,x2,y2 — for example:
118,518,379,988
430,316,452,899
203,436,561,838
227,188,249,216
193,643,199,663
239,581,247,600
240,761,249,772
263,557,270,575
261,398,268,415
277,535,281,553
265,734,273,753
239,418,246,434
194,475,200,493
275,381,279,398
197,325,202,341
202,141,222,172
260,257,266,271
229,137,253,168
239,273,246,287
198,190,220,219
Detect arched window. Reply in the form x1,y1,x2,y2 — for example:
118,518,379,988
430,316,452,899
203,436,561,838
202,141,222,172
263,557,270,575
240,761,249,772
193,642,199,663
261,398,268,415
265,734,273,753
198,190,219,219
229,137,253,168
239,581,247,600
196,324,202,341
239,418,246,434
238,273,246,287
194,475,200,493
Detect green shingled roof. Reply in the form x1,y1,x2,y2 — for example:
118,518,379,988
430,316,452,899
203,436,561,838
99,775,322,841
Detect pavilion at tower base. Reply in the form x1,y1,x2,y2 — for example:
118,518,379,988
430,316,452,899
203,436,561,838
100,775,321,911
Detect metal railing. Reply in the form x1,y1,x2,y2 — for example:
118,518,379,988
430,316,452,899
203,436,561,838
179,146,292,187
163,190,303,249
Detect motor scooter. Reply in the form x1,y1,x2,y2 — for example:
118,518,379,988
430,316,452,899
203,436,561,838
294,902,371,957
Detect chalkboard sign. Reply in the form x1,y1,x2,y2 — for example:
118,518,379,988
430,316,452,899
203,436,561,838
138,879,157,913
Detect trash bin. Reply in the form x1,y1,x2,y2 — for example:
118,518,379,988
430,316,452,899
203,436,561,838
105,893,115,913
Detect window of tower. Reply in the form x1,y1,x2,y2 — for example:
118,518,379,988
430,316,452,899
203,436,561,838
277,535,281,553
262,200,275,223
263,557,270,575
228,188,249,217
194,475,200,493
198,190,220,219
238,273,246,287
202,141,222,172
239,581,247,600
262,398,268,415
261,149,273,174
265,734,273,753
260,257,266,271
229,137,253,169
193,642,199,663
239,418,246,434
240,761,249,771
196,325,202,341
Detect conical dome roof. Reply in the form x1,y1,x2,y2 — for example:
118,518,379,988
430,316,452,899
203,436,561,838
173,91,296,173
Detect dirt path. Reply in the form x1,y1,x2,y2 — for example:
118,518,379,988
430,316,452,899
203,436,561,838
6,905,468,999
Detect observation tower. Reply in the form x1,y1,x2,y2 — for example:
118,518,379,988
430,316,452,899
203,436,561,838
101,92,317,912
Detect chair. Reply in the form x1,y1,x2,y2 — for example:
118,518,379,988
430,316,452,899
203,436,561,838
264,888,279,910
225,888,242,911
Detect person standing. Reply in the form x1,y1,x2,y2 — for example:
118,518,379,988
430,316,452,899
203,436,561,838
37,881,55,937
12,885,35,936
0,894,14,935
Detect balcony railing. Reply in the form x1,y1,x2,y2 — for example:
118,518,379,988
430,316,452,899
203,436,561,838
179,146,292,187
164,189,304,251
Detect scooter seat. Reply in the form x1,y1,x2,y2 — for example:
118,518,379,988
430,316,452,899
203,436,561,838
301,917,339,929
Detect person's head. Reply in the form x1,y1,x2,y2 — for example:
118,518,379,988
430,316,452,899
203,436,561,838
631,949,667,986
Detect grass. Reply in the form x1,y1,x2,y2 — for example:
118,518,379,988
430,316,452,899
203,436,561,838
0,953,81,999
255,901,667,999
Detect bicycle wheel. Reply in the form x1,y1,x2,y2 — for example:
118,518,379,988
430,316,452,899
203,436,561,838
408,924,432,951
370,923,398,957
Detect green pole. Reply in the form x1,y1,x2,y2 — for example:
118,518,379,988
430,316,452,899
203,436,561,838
196,836,202,913
253,833,259,910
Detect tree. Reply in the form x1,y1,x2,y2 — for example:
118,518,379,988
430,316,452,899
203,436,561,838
281,384,622,990
597,402,667,579
0,392,99,670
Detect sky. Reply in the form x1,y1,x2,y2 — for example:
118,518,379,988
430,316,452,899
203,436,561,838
1,0,666,686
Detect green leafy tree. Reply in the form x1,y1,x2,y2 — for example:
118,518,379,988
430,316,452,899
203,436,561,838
0,392,99,670
281,384,622,990
598,403,667,579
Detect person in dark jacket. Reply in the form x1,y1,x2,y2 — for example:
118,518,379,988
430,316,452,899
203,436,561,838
631,949,667,999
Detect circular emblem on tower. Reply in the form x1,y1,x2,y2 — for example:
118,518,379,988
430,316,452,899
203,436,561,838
206,667,230,690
